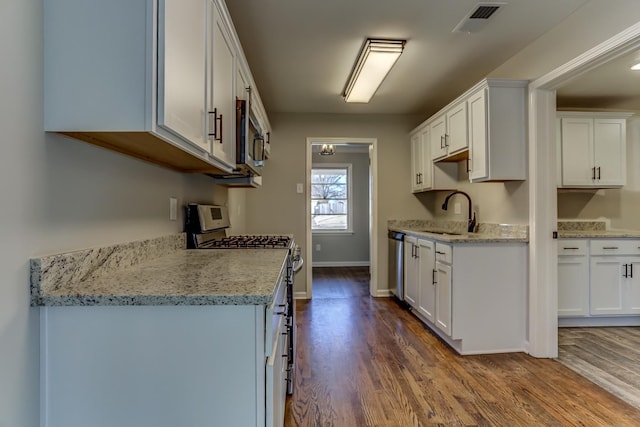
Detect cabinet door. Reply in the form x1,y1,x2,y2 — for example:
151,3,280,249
419,128,432,190
590,256,625,315
594,119,626,187
404,236,419,308
417,239,436,322
410,134,423,192
560,118,594,186
157,0,209,152
435,260,452,336
557,256,589,317
430,115,447,160
628,260,640,314
208,1,236,168
468,89,487,181
446,101,468,154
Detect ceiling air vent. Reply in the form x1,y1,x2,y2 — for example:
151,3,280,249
453,2,506,33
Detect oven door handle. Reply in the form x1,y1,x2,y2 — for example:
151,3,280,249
292,258,304,273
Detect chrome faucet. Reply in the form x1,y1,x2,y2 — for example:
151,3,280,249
442,191,477,233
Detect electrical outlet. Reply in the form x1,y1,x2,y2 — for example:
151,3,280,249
454,202,461,214
296,183,304,194
315,244,321,251
169,197,177,221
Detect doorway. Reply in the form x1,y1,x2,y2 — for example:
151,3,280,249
305,138,378,298
528,23,640,357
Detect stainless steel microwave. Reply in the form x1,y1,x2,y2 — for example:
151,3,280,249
236,99,265,176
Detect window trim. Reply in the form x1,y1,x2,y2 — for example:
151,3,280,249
311,163,353,234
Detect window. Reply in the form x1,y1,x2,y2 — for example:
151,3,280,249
311,165,352,232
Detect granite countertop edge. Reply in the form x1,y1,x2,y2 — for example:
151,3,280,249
389,226,529,243
557,230,640,238
30,234,288,307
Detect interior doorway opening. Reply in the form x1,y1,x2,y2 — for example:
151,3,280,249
528,22,640,358
305,138,377,298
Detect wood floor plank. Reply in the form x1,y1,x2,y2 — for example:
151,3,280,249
286,268,640,426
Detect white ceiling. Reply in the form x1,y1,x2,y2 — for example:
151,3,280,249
556,49,640,110
226,0,590,116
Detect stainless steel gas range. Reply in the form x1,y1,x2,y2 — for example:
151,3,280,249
185,203,302,395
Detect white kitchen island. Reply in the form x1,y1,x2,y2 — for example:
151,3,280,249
31,234,290,427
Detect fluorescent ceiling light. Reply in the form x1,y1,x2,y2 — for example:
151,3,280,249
343,39,405,103
631,62,640,71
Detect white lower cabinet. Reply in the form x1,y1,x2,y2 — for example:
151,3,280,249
434,243,452,337
558,238,640,326
417,239,436,322
402,233,527,355
404,235,419,308
590,256,640,316
557,240,589,317
40,273,289,427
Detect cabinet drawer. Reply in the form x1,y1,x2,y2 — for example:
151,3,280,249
435,243,452,264
590,239,640,256
265,269,287,356
557,240,588,256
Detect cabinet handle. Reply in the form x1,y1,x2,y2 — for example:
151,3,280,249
432,269,437,285
597,166,601,180
603,246,619,250
208,108,223,142
631,263,634,278
444,134,449,147
466,158,471,173
436,251,445,255
591,166,596,180
415,173,419,185
440,135,444,149
562,247,580,250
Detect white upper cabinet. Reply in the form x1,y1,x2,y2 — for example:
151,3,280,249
430,102,468,161
44,0,266,175
409,126,457,193
157,0,209,153
467,80,527,182
412,78,527,184
557,112,631,188
208,0,236,168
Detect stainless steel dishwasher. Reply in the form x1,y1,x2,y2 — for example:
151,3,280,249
388,230,405,301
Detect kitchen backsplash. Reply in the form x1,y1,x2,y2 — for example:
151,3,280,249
557,220,607,231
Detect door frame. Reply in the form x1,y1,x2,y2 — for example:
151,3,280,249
305,137,378,298
528,22,640,357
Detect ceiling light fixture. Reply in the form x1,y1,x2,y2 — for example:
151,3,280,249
319,144,335,156
343,39,405,103
631,62,640,71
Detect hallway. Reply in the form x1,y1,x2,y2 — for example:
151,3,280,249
284,267,640,426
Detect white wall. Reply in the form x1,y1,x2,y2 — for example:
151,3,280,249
0,2,227,425
245,113,429,295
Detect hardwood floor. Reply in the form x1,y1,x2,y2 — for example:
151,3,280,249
558,327,640,411
311,267,370,299
285,268,640,426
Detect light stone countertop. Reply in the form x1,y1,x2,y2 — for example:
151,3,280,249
388,219,529,243
557,220,640,238
558,230,640,239
30,233,290,306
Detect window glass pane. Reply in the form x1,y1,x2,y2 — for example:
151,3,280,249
312,214,347,230
311,165,350,231
312,200,348,215
311,183,347,199
311,169,347,184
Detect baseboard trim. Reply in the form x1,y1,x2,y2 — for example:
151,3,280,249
311,261,370,267
558,316,640,327
294,291,310,300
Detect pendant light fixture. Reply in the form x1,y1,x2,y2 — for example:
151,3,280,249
319,144,335,156
343,39,406,103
